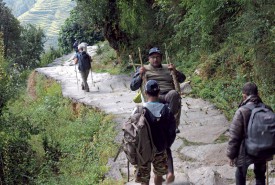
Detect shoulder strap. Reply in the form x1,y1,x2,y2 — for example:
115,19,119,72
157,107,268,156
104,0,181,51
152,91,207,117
243,103,265,110
135,105,144,114
243,103,256,111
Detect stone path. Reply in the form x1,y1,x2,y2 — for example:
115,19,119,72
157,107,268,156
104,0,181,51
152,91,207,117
36,46,274,185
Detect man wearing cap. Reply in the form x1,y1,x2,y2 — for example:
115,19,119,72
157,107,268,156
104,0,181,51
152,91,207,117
133,80,176,185
130,47,186,133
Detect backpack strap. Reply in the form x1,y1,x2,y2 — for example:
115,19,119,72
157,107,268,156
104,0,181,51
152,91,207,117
135,107,157,173
242,103,256,111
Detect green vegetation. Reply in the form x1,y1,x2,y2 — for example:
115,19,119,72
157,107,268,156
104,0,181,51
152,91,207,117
92,42,123,75
58,9,104,54
1,73,118,184
40,47,63,67
246,169,254,181
215,133,229,144
1,0,274,184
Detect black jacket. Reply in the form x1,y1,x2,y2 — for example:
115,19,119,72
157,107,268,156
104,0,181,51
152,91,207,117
143,103,176,152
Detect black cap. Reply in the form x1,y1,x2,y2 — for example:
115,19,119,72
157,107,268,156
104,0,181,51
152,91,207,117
145,80,160,93
149,47,162,56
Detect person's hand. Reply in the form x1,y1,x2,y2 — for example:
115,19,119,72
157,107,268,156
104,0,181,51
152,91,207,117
168,63,176,71
139,66,146,75
229,159,234,167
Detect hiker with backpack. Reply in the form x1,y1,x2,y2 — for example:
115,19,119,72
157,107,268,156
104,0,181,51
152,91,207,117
130,47,186,133
73,44,92,92
226,82,274,185
123,80,176,185
73,39,79,53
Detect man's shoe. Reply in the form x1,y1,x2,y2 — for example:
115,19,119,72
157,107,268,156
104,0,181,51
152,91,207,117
175,128,180,133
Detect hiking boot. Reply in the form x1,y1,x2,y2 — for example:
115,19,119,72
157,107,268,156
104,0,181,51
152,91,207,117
81,84,84,90
175,128,180,133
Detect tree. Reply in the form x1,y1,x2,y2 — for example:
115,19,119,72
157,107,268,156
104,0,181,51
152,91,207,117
58,10,104,54
15,24,45,69
0,31,9,111
72,0,175,61
0,0,21,57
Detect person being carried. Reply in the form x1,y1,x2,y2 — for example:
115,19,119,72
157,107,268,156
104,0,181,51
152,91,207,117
133,80,176,185
73,44,92,92
130,47,185,133
226,82,273,185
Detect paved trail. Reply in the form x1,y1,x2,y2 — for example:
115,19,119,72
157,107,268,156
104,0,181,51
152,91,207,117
36,46,274,185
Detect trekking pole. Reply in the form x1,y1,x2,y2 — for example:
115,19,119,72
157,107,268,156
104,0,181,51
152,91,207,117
266,161,269,185
138,47,143,66
113,145,122,162
90,68,95,86
127,160,130,182
74,63,79,91
164,43,181,94
129,55,136,71
164,43,169,65
138,48,146,103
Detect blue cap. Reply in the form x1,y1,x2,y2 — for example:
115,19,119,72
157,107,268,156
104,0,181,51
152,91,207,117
145,80,160,93
149,47,162,56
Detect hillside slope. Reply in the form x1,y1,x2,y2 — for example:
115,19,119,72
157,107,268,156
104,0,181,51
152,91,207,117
3,0,36,16
4,0,75,49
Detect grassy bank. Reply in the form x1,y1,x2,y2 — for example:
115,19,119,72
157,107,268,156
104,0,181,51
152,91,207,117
1,72,118,184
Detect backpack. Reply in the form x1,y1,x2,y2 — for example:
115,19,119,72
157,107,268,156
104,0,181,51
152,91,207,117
73,42,78,51
244,103,275,158
122,106,157,166
78,51,91,71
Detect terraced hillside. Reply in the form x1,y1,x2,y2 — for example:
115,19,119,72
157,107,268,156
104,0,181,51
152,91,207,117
4,0,76,49
3,0,36,17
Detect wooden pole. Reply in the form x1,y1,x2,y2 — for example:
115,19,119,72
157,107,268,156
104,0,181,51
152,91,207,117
164,44,181,93
138,47,143,66
129,55,136,71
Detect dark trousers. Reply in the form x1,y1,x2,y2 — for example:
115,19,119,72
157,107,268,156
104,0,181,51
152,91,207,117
159,90,181,127
79,69,90,91
235,162,266,185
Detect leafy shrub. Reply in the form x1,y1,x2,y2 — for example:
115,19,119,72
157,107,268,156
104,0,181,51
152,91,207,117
0,113,38,185
40,48,63,67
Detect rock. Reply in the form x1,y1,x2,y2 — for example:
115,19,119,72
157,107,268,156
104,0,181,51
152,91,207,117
171,138,183,151
188,167,215,185
180,143,228,165
105,158,123,180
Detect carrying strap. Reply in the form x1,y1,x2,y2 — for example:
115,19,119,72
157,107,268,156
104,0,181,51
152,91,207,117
135,107,157,177
243,102,265,110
